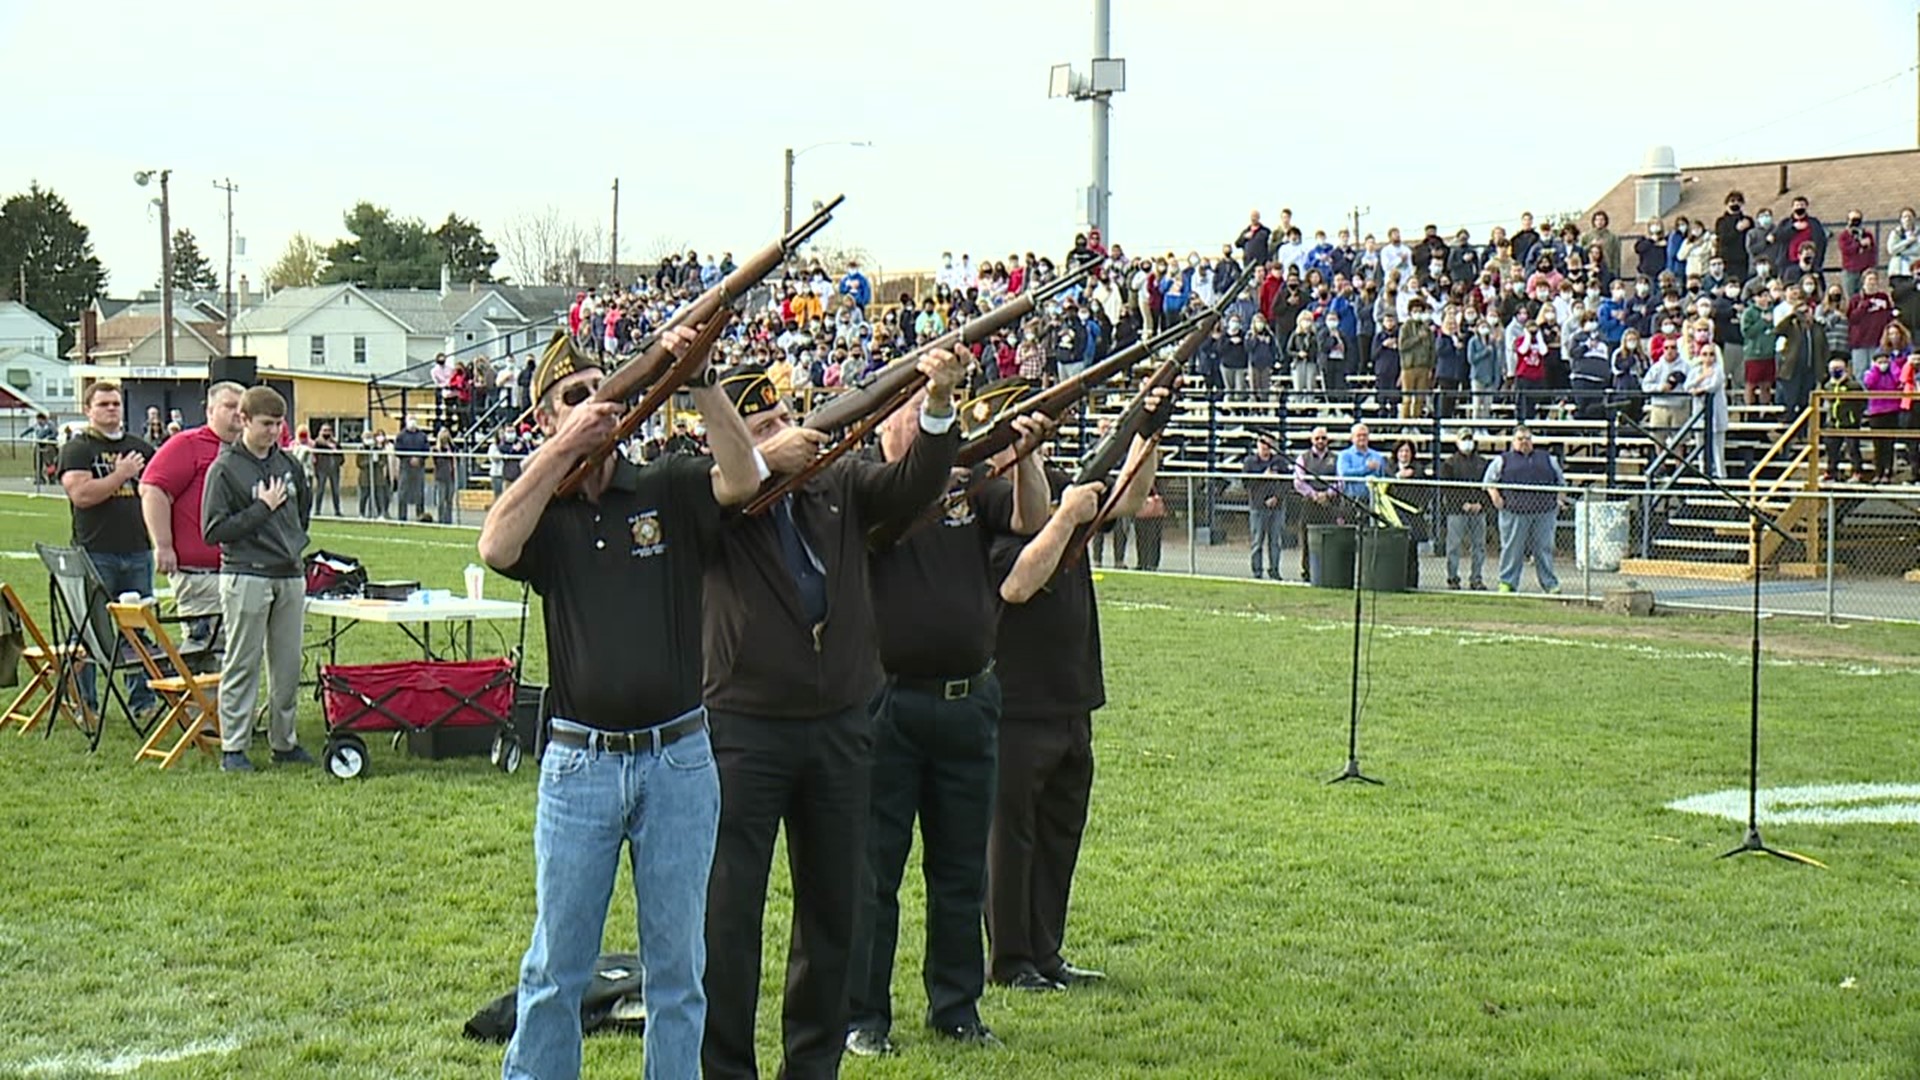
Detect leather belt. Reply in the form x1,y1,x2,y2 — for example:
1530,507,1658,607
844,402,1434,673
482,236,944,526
892,662,994,702
548,713,706,754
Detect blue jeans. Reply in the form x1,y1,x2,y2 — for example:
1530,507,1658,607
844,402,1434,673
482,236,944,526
80,549,156,713
503,713,720,1080
1497,509,1560,592
1445,512,1487,585
1250,503,1285,578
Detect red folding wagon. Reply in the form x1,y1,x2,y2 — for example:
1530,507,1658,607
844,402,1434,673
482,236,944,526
318,657,523,779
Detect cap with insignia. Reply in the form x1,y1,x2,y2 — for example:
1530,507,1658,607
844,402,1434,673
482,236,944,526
720,364,782,418
531,330,602,405
958,376,1037,436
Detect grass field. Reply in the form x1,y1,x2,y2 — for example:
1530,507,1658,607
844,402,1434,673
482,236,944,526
1,491,1918,1079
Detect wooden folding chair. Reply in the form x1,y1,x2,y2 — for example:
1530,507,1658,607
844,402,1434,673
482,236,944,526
109,602,221,769
1,582,97,737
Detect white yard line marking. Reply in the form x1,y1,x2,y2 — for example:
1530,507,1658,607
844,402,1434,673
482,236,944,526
1667,784,1920,826
1103,600,1912,677
20,1036,241,1076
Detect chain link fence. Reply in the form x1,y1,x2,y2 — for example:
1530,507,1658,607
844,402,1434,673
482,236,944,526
1122,473,1920,624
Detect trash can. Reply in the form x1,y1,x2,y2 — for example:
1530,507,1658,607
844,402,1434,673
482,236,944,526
1307,524,1357,589
1575,499,1629,571
1360,526,1411,592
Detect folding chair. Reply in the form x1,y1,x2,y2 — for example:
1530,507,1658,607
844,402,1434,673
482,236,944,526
1,582,97,737
35,543,135,751
109,602,221,769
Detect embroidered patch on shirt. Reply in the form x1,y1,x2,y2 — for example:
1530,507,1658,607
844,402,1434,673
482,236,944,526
629,510,666,558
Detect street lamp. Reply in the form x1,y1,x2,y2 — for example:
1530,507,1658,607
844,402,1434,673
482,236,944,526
784,141,871,234
134,169,174,368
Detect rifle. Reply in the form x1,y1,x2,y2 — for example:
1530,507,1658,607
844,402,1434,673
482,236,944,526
553,310,735,497
1056,259,1262,567
742,257,1104,516
548,196,844,493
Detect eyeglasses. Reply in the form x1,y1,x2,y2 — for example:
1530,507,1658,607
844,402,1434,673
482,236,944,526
560,381,601,407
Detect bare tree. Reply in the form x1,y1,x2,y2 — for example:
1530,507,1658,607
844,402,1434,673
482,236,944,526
265,232,324,289
498,206,603,286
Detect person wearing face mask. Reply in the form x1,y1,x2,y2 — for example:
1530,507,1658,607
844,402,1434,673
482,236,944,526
1247,314,1280,397
1437,431,1489,590
1838,210,1878,299
1885,207,1920,281
1774,291,1829,418
1862,349,1906,481
1738,291,1778,407
1598,282,1631,348
1397,297,1443,420
1684,318,1731,476
1634,221,1669,282
1622,277,1656,337
1779,196,1829,268
1433,310,1468,419
1748,207,1785,277
1219,315,1251,395
1716,192,1754,283
1467,314,1501,420
1813,357,1868,482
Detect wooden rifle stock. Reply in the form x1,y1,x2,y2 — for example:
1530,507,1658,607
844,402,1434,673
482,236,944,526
552,311,735,498
580,196,844,411
743,258,1105,516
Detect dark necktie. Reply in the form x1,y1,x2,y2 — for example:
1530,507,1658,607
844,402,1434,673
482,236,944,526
772,495,828,626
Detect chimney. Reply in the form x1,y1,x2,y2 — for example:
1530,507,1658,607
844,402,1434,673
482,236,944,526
439,264,451,298
81,309,98,360
1778,163,1790,196
1633,145,1682,223
469,278,477,294
238,274,252,312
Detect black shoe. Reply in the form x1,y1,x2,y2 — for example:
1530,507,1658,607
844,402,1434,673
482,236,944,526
272,745,316,766
930,1021,1002,1048
844,1028,894,1057
1446,578,1461,590
1000,971,1066,992
1470,581,1487,591
1039,961,1105,986
221,752,255,773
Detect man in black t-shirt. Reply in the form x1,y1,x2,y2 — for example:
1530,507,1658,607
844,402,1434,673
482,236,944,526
479,327,763,1080
845,381,1053,1056
986,400,1162,993
57,380,157,718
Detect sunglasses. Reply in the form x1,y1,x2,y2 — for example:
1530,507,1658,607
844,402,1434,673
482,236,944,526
559,381,602,407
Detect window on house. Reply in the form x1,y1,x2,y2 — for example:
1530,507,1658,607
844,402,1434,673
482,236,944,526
353,336,368,365
309,335,326,365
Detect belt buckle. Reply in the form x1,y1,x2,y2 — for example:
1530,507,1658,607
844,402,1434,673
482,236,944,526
942,678,968,701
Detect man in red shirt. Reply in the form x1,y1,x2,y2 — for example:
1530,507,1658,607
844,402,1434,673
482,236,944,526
140,381,245,648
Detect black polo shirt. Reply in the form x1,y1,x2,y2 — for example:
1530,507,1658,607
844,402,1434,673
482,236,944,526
990,470,1105,720
499,454,720,730
869,470,1017,678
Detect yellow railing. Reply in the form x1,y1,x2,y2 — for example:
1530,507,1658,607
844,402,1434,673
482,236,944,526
1746,404,1813,505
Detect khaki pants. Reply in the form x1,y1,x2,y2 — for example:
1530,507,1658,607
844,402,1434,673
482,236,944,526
1400,367,1434,418
218,574,304,754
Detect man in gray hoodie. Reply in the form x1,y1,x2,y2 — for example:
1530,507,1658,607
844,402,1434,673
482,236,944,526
202,385,314,772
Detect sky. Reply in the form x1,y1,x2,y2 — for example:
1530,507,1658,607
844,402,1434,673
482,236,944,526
5,0,1918,295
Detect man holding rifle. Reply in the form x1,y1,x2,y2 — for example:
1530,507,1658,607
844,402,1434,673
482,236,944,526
845,378,1054,1057
479,327,762,1080
987,385,1167,993
702,349,963,1080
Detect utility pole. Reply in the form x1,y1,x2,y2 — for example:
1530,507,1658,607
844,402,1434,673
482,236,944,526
158,170,174,368
213,178,238,338
609,178,620,285
783,148,795,236
1089,0,1112,239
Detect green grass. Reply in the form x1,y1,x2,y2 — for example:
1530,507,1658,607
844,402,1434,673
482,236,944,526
1,493,1917,1078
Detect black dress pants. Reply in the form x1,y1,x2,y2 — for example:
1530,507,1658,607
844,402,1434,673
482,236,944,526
847,675,999,1035
986,711,1093,984
703,704,872,1080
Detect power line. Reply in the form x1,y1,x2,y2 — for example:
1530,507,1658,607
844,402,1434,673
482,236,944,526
1693,64,1918,152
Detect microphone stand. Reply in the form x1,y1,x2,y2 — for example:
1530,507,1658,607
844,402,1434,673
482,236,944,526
1616,412,1824,868
1297,466,1395,786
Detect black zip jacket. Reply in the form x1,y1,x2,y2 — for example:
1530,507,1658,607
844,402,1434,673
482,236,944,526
702,422,957,718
